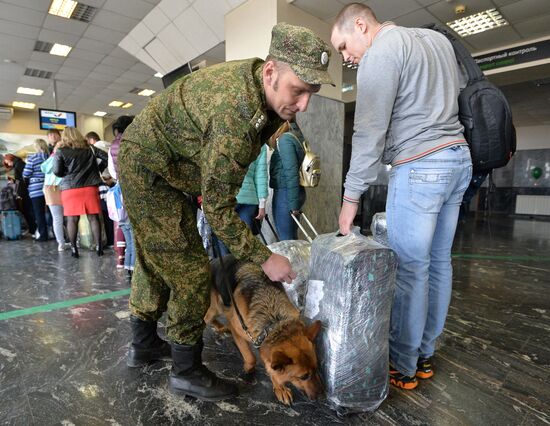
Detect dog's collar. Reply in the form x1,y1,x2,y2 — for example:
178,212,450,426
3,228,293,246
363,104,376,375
251,322,277,348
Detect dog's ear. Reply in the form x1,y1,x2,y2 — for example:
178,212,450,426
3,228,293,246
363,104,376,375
270,351,293,371
305,320,322,341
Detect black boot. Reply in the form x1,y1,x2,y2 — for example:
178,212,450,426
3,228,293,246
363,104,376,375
71,244,79,258
96,242,104,257
169,340,237,401
127,316,171,367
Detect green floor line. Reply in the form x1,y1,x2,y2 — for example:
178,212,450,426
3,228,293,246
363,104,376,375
452,253,550,262
1,252,548,322
0,289,131,321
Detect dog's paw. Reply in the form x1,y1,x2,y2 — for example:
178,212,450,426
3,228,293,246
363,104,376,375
273,384,293,405
239,369,256,384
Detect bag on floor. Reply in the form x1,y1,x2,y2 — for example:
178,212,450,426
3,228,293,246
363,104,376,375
0,183,18,211
305,227,397,414
78,214,94,249
1,210,22,240
424,23,516,172
106,183,128,223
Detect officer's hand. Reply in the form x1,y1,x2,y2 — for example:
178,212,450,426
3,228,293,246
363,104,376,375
262,253,297,284
338,202,358,235
255,207,266,220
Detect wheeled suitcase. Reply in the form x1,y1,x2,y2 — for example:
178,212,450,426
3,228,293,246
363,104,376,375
1,210,22,240
305,227,397,413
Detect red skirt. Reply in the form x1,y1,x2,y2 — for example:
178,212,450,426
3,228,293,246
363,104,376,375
61,186,101,216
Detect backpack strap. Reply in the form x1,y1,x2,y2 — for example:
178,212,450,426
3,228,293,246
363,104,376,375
423,23,484,83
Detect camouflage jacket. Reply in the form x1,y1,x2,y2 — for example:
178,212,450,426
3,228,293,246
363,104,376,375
121,58,282,265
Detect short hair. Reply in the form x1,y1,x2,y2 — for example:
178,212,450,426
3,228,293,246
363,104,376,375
85,131,100,141
33,138,49,154
57,127,88,149
333,3,379,33
3,153,16,170
47,129,61,136
112,115,135,136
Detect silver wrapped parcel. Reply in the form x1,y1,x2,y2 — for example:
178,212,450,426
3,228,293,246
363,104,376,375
268,240,311,311
370,212,389,247
305,228,397,413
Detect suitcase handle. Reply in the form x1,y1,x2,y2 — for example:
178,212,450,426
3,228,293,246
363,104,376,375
290,211,318,243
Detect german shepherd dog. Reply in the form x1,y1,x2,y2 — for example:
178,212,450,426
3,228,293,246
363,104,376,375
205,260,323,405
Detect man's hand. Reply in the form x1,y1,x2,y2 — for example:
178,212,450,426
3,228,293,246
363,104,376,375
338,202,359,235
255,207,266,220
261,253,297,284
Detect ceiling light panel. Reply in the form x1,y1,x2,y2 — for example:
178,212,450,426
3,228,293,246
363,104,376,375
17,87,44,96
447,8,509,37
94,111,107,116
109,101,123,107
49,0,78,19
12,101,36,109
138,89,155,97
121,103,133,109
50,43,72,57
154,72,163,78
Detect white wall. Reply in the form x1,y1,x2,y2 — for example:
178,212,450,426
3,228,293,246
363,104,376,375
225,0,277,62
78,115,107,140
516,125,550,150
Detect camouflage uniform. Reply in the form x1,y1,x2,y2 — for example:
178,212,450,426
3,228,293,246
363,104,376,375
118,23,333,345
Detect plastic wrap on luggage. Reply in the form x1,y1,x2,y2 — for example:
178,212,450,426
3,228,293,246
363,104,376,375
196,209,212,254
370,212,389,247
305,228,397,413
268,240,310,310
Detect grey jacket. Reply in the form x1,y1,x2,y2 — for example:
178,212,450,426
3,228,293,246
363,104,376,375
344,26,466,200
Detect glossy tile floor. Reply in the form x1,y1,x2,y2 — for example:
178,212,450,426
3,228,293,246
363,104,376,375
0,215,549,425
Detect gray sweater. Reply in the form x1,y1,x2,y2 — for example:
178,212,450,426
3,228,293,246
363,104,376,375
344,26,466,201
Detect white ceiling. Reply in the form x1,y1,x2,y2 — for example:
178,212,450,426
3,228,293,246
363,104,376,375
0,0,549,124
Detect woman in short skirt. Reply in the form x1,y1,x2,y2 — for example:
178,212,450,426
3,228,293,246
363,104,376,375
53,127,107,258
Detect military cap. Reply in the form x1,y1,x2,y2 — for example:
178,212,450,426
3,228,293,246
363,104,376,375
269,22,334,86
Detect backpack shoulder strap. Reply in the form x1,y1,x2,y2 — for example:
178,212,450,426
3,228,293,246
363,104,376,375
423,23,484,82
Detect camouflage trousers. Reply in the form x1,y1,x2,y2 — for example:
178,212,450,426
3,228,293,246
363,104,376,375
118,154,210,345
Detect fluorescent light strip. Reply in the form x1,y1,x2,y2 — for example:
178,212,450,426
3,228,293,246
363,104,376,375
50,43,72,57
447,8,508,37
12,101,36,109
154,72,163,78
121,103,133,109
94,111,107,117
17,87,44,96
109,100,123,107
48,0,78,18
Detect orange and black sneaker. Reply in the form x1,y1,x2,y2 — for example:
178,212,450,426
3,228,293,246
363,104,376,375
416,357,434,379
389,365,418,390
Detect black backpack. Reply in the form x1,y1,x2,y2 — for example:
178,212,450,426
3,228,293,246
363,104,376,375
0,183,18,211
424,24,516,172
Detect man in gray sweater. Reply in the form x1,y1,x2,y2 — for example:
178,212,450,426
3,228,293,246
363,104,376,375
331,3,473,390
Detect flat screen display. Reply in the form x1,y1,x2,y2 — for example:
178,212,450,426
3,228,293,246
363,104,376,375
38,108,77,130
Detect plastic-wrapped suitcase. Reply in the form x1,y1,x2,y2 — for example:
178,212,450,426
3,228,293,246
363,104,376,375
305,227,397,413
268,239,311,310
370,212,389,247
1,210,22,240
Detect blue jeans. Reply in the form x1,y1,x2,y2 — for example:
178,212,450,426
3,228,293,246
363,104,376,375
386,145,472,376
272,188,305,240
119,222,135,270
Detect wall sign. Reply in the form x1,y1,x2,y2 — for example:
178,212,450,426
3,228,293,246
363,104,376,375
474,39,550,71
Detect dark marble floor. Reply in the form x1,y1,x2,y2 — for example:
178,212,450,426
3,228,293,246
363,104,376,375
0,215,549,426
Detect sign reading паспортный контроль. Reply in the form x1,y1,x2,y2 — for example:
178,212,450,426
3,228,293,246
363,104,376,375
474,39,550,71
